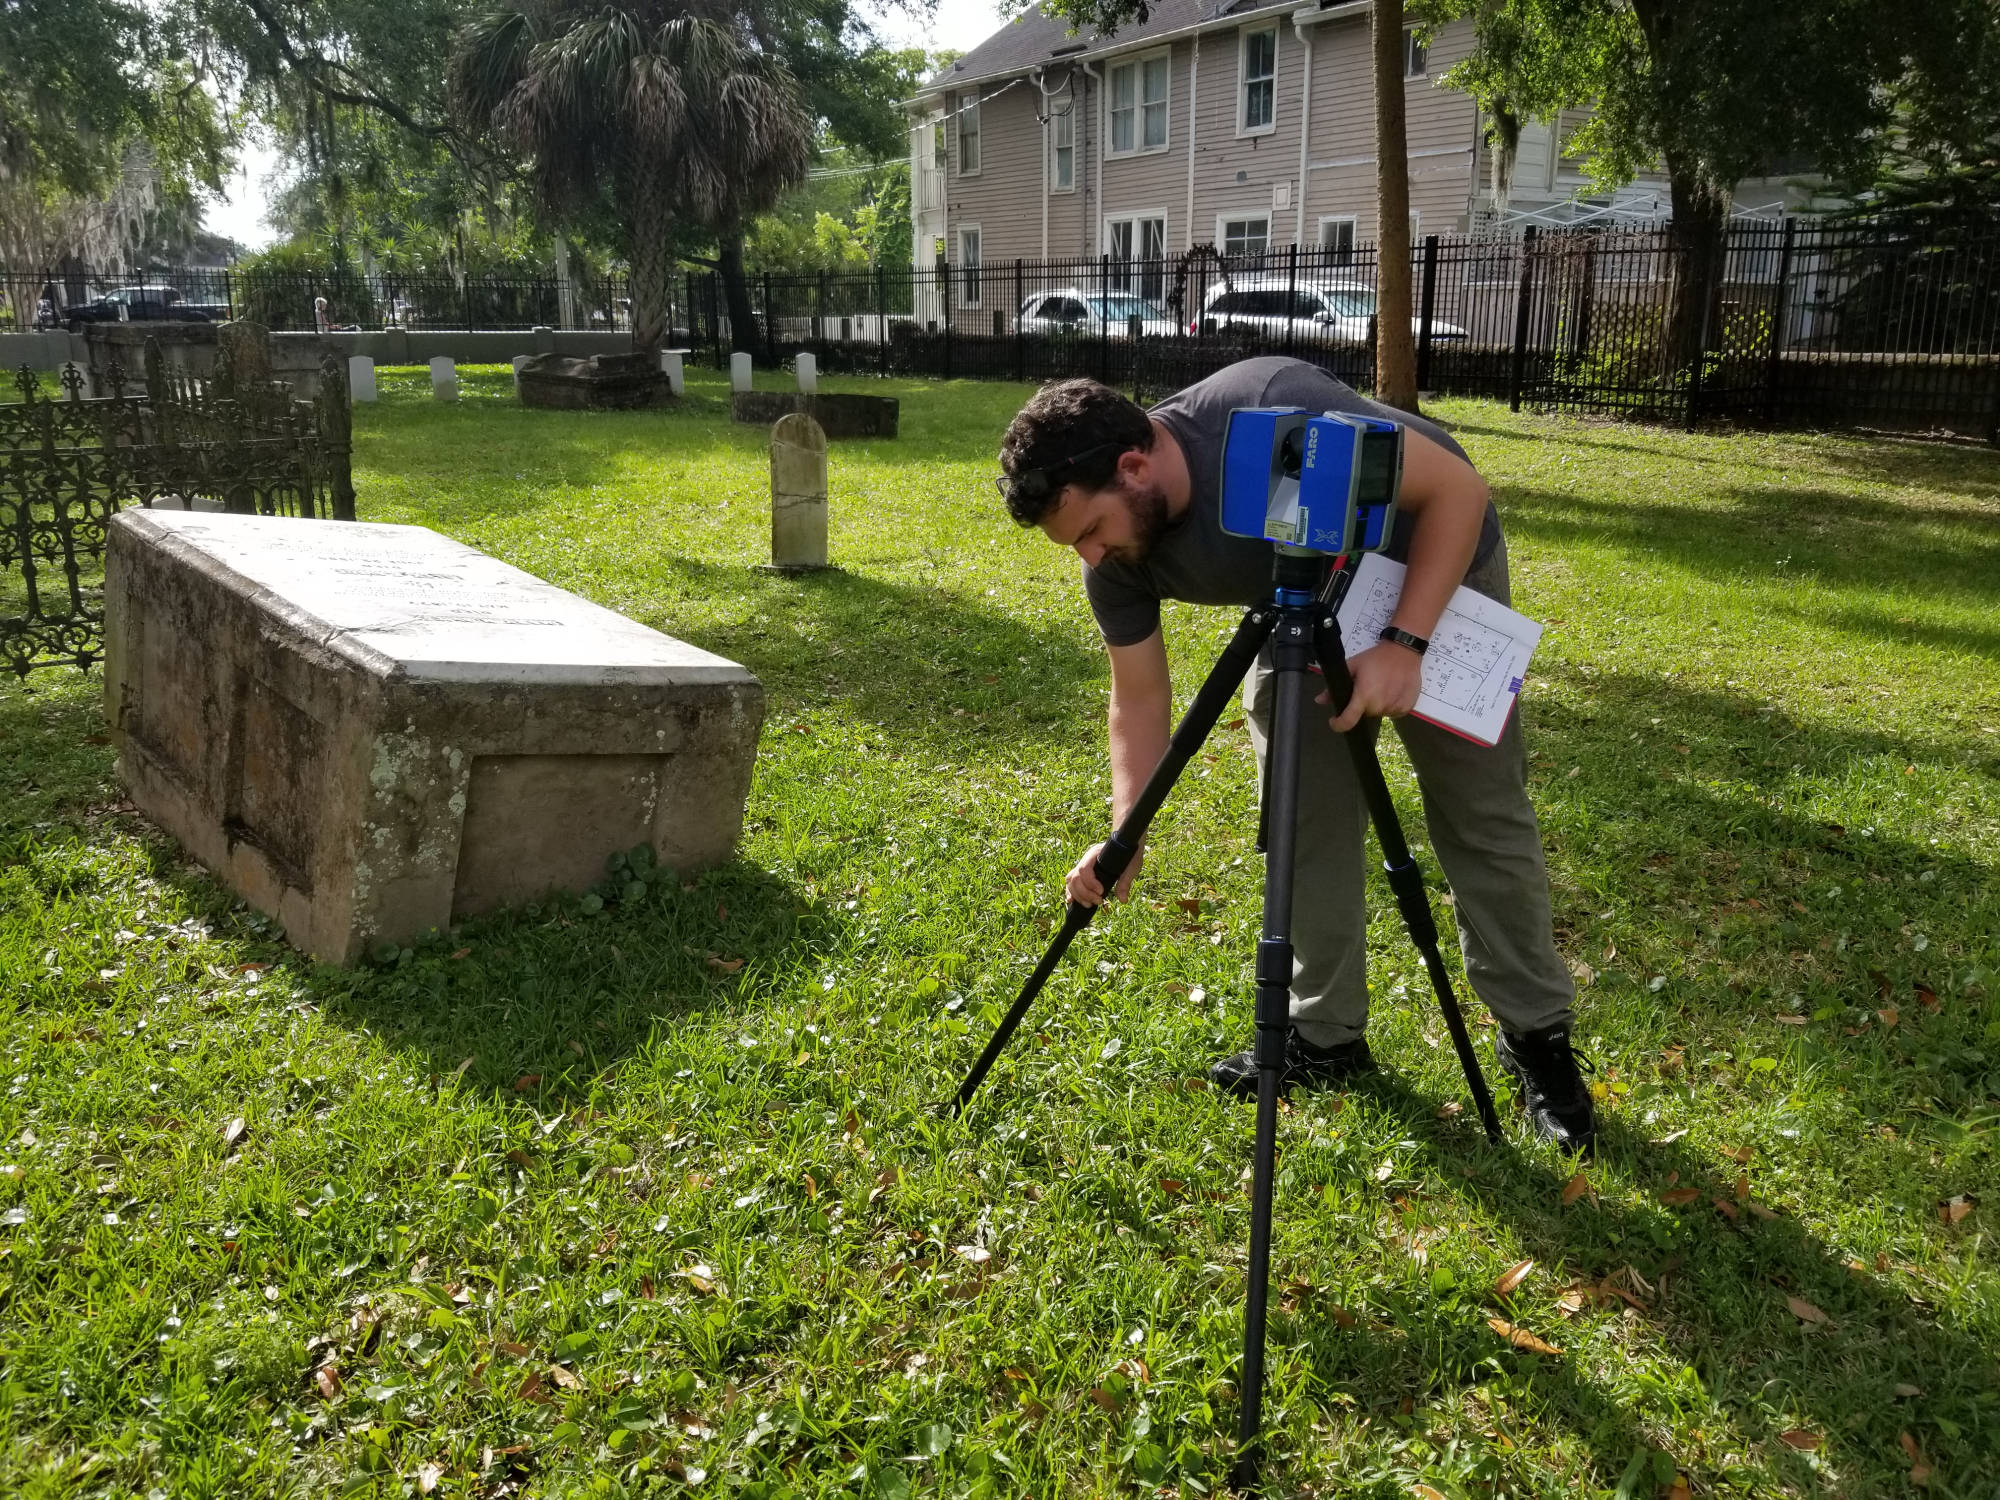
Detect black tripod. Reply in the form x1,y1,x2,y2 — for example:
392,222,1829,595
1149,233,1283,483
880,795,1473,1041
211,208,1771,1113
948,548,1503,1492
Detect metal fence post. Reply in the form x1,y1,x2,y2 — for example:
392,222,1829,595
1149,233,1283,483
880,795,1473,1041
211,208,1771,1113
1508,226,1538,413
763,270,777,366
1685,233,1714,432
1284,241,1299,360
1014,259,1026,382
817,270,829,364
1762,219,1797,427
1416,233,1439,392
877,262,890,377
710,273,724,369
1098,253,1111,385
941,255,954,380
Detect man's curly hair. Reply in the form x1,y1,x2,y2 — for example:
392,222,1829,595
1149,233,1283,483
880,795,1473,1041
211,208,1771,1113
997,379,1154,527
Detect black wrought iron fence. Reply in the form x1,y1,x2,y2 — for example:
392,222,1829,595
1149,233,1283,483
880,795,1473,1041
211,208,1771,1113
8,220,1997,438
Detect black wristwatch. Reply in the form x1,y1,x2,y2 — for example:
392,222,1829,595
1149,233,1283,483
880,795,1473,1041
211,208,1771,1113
1379,626,1430,656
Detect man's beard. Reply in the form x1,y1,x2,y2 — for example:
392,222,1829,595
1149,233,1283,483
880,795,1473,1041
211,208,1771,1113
1104,475,1171,566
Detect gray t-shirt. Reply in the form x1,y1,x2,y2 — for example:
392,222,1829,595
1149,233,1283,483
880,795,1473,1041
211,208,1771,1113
1083,356,1502,647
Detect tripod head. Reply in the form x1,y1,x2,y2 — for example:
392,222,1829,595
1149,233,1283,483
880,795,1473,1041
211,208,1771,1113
1220,406,1405,557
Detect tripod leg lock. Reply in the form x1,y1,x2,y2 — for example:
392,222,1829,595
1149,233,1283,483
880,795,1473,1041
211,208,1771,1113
1253,938,1292,1064
1382,857,1440,947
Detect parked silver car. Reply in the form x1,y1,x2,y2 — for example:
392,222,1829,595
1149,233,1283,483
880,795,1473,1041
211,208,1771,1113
1198,276,1467,342
1016,288,1181,339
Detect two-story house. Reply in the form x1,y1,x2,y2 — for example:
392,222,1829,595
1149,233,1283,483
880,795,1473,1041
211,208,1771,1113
907,0,1815,302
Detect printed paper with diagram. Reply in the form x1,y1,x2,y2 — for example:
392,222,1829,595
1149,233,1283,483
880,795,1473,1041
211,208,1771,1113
1332,552,1543,746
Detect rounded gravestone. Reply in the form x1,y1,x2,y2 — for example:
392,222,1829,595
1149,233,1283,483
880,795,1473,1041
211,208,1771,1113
765,412,830,573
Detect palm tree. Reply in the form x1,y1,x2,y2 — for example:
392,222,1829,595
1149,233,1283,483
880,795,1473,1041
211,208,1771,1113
448,0,812,351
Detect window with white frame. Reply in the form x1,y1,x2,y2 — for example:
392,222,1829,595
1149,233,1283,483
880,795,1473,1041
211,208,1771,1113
1240,27,1276,133
1404,27,1427,78
959,226,982,304
1104,214,1168,297
1108,52,1169,154
1050,104,1075,190
932,119,946,175
958,97,981,175
1318,216,1357,265
1219,215,1270,259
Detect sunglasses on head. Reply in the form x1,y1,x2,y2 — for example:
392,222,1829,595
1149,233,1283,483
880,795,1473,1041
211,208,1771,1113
995,441,1127,505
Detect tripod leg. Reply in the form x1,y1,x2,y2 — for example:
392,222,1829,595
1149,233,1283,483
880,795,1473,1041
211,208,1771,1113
947,603,1278,1116
1311,613,1505,1143
1233,608,1314,1493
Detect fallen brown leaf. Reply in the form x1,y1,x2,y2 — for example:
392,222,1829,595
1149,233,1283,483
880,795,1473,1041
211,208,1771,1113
1773,1013,1807,1025
1778,1428,1821,1451
1878,1006,1900,1028
449,947,471,960
1413,1486,1449,1500
1901,1430,1932,1484
505,1149,536,1170
1939,1194,1975,1225
1894,1383,1925,1398
1159,1179,1185,1197
1659,1187,1701,1207
1175,898,1202,916
548,1364,584,1390
512,1074,541,1092
1914,983,1939,1008
1787,1295,1829,1325
1088,1385,1120,1413
1493,1259,1536,1297
518,1369,548,1403
1713,1197,1740,1221
314,1362,342,1400
706,954,745,975
495,1341,534,1359
1487,1317,1563,1355
1561,1171,1594,1207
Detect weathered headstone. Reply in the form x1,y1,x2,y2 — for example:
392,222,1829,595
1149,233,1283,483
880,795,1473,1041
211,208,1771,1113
61,360,90,398
795,352,818,394
730,351,753,393
765,413,830,573
104,510,765,964
430,356,459,401
659,350,685,397
215,320,274,391
511,354,531,393
347,355,378,402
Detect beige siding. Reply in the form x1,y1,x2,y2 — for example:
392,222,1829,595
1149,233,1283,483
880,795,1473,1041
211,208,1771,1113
1190,23,1306,248
1298,16,1479,241
941,81,1049,271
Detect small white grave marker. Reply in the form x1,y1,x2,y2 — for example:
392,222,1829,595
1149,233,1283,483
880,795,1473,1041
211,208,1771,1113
511,355,531,392
729,351,753,393
659,351,685,397
766,412,830,573
794,352,818,394
430,356,459,401
347,355,377,402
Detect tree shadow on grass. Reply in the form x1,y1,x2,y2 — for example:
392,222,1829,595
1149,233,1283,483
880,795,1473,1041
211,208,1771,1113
1498,482,2000,617
297,854,849,1111
628,558,1104,751
1315,1069,1999,1494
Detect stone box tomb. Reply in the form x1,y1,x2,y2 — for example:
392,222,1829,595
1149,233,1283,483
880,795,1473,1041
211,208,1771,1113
104,510,764,962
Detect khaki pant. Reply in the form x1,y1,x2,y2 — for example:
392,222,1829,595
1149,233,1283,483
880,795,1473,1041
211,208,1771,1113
1242,538,1574,1046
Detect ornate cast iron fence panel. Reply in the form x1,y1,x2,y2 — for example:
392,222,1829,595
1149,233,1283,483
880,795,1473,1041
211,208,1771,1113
1,330,354,676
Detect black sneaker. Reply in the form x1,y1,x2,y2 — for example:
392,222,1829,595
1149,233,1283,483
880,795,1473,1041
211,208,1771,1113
1495,1024,1597,1155
1208,1030,1376,1099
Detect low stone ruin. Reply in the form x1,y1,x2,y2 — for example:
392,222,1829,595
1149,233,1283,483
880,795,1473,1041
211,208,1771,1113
517,351,674,410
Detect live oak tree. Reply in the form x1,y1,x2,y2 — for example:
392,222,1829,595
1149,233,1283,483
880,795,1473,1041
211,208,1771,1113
1437,0,1960,363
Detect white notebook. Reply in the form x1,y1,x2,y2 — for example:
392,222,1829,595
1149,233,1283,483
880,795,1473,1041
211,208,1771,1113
1332,552,1544,747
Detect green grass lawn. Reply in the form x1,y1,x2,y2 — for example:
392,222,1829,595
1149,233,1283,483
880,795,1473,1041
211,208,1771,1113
2,364,1997,1498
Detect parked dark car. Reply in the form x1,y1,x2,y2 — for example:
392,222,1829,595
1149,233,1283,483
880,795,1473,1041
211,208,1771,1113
65,286,229,329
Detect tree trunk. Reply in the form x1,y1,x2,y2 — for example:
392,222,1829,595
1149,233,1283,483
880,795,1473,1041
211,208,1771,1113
1372,0,1419,411
629,169,673,352
1665,153,1729,376
718,231,759,355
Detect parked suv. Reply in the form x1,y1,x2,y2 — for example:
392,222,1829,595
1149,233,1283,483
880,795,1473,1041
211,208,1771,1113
65,285,228,329
1016,287,1181,339
1198,276,1466,342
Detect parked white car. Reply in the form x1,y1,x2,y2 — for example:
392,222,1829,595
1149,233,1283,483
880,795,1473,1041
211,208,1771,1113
1198,276,1467,342
1016,288,1181,339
